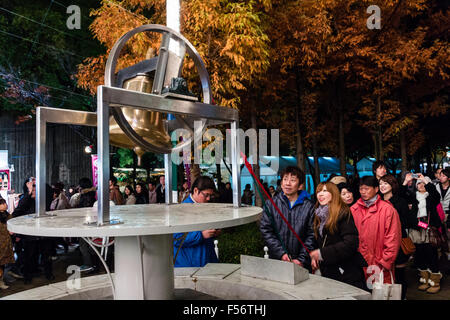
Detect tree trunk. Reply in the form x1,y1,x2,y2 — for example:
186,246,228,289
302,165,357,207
295,102,305,173
312,135,320,188
190,163,201,186
399,129,408,174
338,106,346,176
311,119,320,187
295,73,306,173
377,93,384,160
372,133,379,160
216,163,222,184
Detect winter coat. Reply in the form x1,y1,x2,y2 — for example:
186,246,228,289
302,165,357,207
50,192,71,211
435,183,450,213
78,187,97,208
135,192,148,204
0,211,14,266
110,186,124,205
125,194,136,205
173,195,218,267
241,189,253,205
409,183,442,229
260,191,316,270
316,211,367,289
156,184,165,204
350,196,402,274
12,193,40,241
386,194,412,265
148,190,157,204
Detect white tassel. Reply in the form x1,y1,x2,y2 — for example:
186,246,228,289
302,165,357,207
214,240,219,259
419,277,426,283
428,280,435,286
263,246,269,259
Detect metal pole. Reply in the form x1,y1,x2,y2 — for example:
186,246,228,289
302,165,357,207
36,107,46,216
97,86,110,225
231,121,241,207
164,153,173,204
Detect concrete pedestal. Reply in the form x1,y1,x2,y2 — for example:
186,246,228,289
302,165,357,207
7,203,262,300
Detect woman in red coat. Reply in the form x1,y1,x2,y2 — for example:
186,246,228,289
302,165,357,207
350,176,402,287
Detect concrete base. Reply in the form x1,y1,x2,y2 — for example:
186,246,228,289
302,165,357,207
240,255,309,285
2,263,371,300
114,235,174,299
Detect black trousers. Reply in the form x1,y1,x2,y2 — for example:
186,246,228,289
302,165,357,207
395,267,407,300
11,237,24,274
414,243,439,273
23,238,53,280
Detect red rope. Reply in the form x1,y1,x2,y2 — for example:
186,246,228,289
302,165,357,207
241,152,311,255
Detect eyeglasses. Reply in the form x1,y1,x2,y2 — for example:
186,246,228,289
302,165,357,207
200,191,214,199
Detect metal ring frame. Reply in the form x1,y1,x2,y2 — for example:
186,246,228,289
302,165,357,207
105,24,211,154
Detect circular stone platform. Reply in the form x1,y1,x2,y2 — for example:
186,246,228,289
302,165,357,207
7,203,262,237
7,203,262,300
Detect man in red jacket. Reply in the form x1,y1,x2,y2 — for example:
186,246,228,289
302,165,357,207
351,176,401,286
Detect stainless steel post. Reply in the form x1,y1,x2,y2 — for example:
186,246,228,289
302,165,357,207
164,153,173,204
231,121,241,207
36,107,46,216
97,86,110,225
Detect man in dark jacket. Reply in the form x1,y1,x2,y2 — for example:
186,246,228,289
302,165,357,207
156,175,165,204
12,179,55,283
260,166,316,271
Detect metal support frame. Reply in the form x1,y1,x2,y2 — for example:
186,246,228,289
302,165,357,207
36,86,241,223
36,24,243,223
35,107,97,218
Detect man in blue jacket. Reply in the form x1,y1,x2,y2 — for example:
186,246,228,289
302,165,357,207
260,166,316,271
173,176,221,267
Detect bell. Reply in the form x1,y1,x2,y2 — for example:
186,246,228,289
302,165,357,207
109,59,172,166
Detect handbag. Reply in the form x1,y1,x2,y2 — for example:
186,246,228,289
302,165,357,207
400,237,416,255
371,270,402,300
427,216,449,252
428,226,448,251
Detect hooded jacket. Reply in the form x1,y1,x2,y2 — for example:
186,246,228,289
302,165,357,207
260,190,316,269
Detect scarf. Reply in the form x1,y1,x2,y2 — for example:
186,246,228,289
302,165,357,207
315,205,329,237
416,191,428,218
363,195,378,208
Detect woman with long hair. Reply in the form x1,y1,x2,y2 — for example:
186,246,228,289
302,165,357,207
309,182,367,290
379,174,412,299
135,183,149,204
404,173,444,294
124,185,136,205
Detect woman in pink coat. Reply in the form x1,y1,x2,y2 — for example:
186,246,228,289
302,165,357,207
351,176,402,286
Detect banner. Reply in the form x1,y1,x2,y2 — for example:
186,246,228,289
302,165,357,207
91,154,98,187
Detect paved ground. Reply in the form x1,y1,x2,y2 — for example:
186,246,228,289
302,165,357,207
1,243,449,300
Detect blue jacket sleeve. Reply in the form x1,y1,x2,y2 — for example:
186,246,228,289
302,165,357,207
173,231,203,248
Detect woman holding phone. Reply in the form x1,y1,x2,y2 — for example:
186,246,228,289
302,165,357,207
405,173,443,294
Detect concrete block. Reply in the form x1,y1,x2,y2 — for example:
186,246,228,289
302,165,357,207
240,255,309,285
174,267,200,278
192,263,240,279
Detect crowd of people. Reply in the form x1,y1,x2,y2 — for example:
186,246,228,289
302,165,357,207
0,162,449,300
172,162,449,300
0,174,171,288
258,162,449,298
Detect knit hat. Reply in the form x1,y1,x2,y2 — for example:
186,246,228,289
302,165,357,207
416,176,432,187
330,176,347,185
